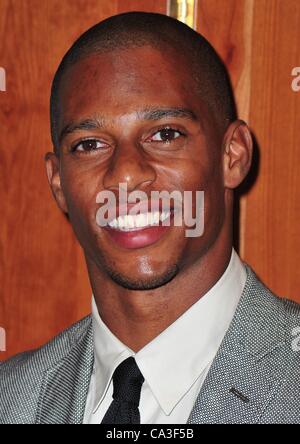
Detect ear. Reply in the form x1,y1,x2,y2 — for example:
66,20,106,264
223,120,253,189
45,152,68,214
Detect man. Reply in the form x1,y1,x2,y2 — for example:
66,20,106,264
0,12,299,424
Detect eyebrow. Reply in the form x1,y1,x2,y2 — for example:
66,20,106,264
58,107,199,144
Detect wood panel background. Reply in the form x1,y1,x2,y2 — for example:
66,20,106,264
197,0,300,301
0,0,167,360
1,0,300,360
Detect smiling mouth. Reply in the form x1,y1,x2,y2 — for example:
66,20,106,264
103,209,175,249
106,210,173,231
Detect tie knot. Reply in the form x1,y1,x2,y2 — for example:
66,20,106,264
112,357,144,406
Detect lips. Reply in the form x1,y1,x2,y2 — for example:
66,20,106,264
103,208,174,249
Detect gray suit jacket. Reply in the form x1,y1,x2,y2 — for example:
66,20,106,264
1,265,300,424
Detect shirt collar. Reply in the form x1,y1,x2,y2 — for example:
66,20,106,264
91,249,246,415
92,298,134,413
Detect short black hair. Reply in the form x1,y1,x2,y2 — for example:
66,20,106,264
50,11,237,153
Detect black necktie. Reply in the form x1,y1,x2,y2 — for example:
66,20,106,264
101,357,145,424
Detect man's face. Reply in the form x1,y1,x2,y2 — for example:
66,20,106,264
53,46,226,290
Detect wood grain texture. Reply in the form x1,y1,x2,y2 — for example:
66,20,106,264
244,0,300,301
0,0,167,360
196,0,254,263
197,0,300,302
196,0,253,119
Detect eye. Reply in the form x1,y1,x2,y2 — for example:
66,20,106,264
71,139,107,153
150,127,183,143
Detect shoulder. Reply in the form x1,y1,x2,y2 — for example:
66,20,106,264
243,266,300,409
217,266,300,423
0,315,92,424
258,283,300,423
242,264,300,328
0,315,92,372
235,265,300,369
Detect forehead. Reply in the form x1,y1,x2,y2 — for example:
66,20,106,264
58,46,204,123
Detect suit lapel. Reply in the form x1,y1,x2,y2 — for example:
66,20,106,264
36,322,94,424
188,266,288,424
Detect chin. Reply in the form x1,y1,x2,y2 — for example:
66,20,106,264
105,264,179,291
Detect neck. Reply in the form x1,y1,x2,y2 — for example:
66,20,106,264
86,228,232,352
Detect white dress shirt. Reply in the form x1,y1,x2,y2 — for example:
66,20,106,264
84,249,247,424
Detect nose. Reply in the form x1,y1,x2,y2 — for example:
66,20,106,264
103,141,156,192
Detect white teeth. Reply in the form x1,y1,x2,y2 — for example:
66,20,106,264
152,212,160,224
109,218,118,229
107,211,171,231
160,211,170,222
